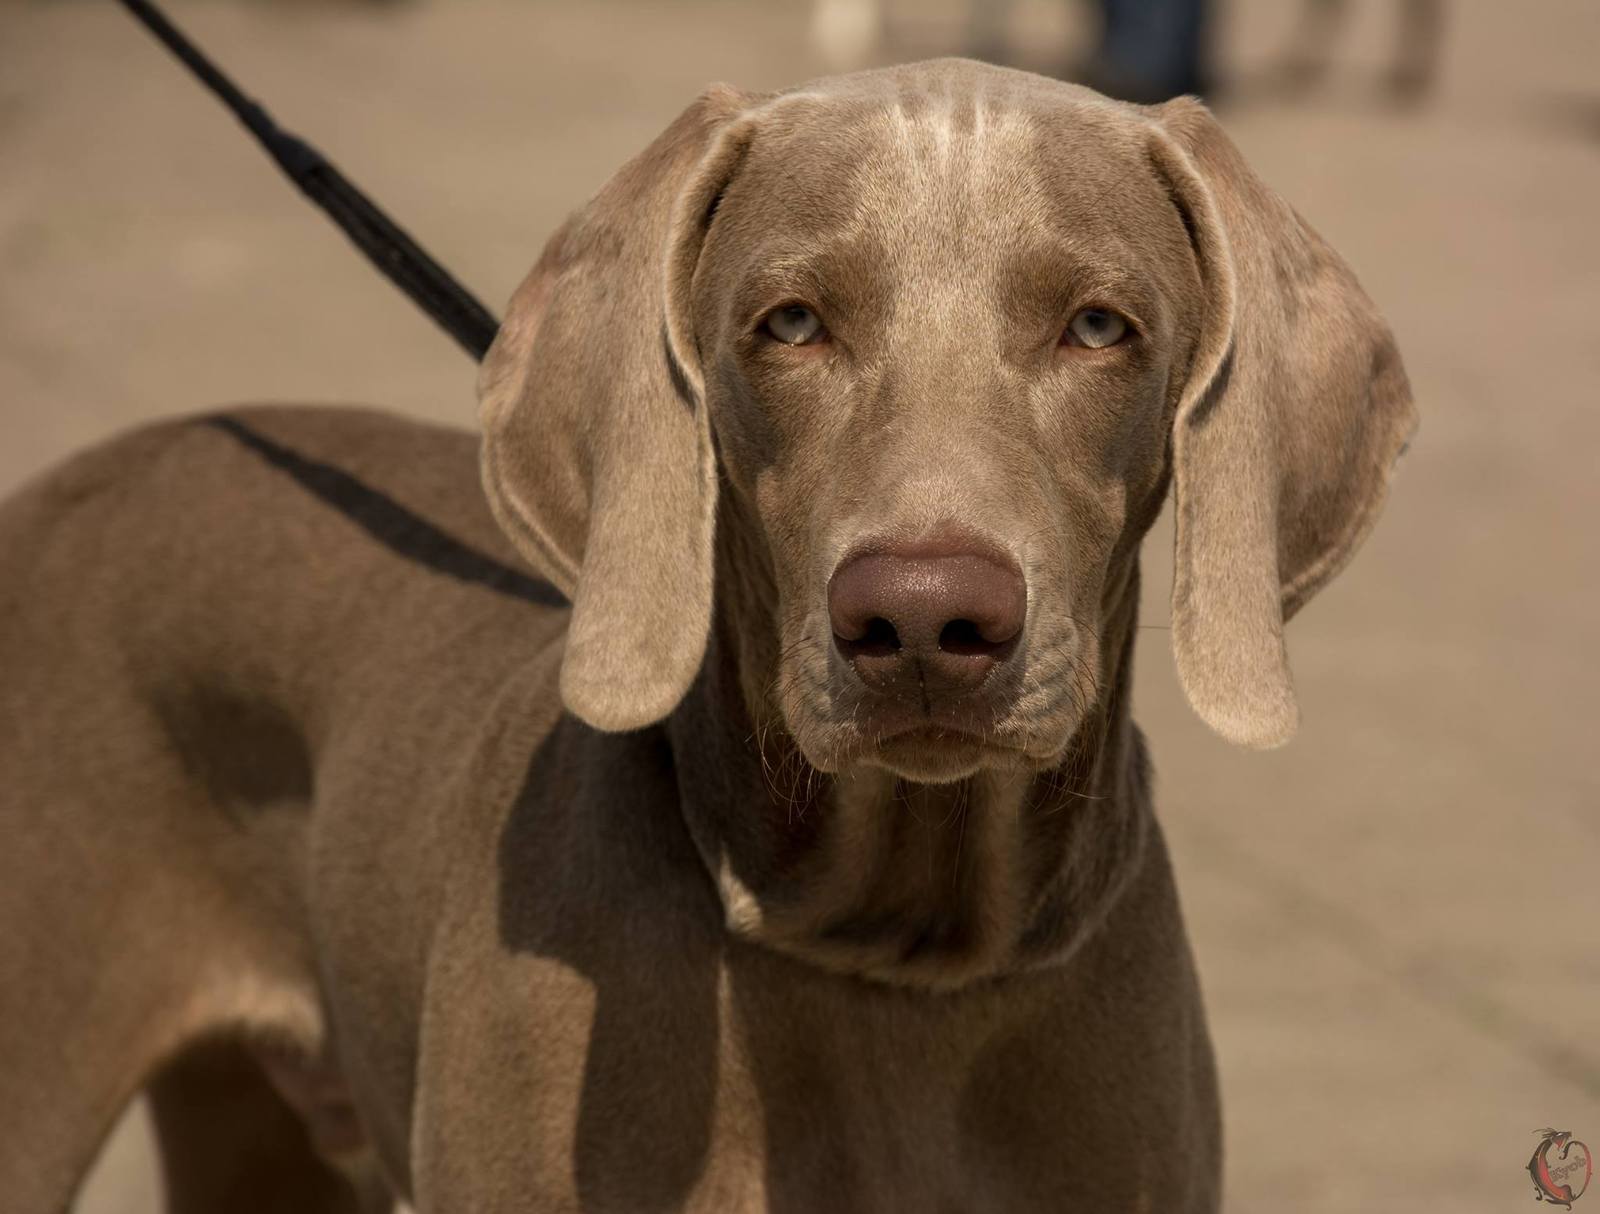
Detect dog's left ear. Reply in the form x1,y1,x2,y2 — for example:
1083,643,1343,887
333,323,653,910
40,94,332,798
1149,98,1418,749
478,86,760,731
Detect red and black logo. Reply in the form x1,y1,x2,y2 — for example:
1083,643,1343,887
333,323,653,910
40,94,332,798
1529,1128,1592,1209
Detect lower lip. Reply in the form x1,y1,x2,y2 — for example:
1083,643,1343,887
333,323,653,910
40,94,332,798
876,726,1012,753
884,726,981,743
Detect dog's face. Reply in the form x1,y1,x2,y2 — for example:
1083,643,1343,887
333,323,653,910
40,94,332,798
689,88,1197,780
479,61,1415,770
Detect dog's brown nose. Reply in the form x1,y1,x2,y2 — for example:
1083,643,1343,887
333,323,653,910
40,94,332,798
828,544,1026,694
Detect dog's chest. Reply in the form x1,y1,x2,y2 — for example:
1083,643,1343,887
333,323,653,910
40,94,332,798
663,949,1207,1214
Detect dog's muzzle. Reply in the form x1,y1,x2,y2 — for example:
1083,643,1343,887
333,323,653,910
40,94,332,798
828,534,1026,716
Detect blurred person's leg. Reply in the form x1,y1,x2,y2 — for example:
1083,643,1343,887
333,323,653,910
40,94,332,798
1390,0,1444,102
811,0,885,70
966,0,1018,65
1277,0,1443,103
1282,0,1345,90
1087,0,1211,103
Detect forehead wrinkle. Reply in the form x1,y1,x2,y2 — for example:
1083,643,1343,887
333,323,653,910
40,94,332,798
853,105,1045,239
830,100,1056,338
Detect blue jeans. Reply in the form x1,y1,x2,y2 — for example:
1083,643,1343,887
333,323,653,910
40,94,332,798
1097,0,1210,101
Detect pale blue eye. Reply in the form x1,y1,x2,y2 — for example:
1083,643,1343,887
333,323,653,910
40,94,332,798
765,305,826,345
1064,308,1128,349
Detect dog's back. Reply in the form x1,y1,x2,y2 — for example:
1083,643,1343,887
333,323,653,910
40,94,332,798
0,406,567,1210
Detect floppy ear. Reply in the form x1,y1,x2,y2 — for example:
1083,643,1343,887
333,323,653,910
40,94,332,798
478,86,759,731
1149,98,1418,749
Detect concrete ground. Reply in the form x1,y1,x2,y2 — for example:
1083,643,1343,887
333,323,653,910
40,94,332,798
2,1,1596,1210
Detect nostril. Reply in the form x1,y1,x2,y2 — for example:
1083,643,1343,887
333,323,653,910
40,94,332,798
860,617,900,654
938,618,1005,657
836,616,900,659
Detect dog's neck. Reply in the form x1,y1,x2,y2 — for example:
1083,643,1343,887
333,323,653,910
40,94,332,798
666,522,1153,989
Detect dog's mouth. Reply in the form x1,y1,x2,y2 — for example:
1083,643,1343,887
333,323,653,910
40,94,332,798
789,694,1064,783
865,723,1029,783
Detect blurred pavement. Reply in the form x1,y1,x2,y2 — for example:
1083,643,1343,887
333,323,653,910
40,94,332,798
1,1,1596,1210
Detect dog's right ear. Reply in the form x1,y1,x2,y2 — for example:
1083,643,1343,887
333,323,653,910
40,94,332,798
479,86,759,732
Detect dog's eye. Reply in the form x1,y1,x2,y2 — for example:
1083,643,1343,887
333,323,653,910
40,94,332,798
1062,308,1128,349
764,305,826,346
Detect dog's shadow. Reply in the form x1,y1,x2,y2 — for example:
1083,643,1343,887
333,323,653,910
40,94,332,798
495,715,725,1212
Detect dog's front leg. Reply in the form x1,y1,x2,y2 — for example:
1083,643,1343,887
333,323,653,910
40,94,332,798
407,863,742,1214
409,949,596,1213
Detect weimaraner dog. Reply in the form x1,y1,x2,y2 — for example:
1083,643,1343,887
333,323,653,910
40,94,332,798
0,58,1414,1213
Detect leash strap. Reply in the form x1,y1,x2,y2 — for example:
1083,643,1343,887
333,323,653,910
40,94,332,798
115,0,500,362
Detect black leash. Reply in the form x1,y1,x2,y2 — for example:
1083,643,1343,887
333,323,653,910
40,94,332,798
114,0,500,362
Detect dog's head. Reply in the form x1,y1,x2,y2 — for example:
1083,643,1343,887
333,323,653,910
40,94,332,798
480,60,1415,781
